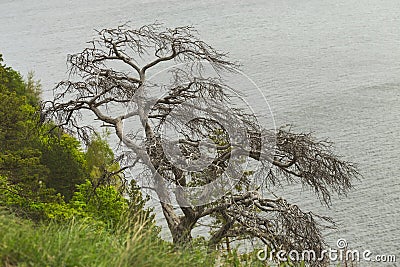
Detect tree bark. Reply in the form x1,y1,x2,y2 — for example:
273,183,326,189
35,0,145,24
170,215,197,245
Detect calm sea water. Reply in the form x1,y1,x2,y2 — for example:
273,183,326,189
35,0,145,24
1,0,399,264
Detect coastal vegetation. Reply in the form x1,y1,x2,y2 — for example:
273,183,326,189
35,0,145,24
45,23,359,265
0,53,262,266
0,20,359,266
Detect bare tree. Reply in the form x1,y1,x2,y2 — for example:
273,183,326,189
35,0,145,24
45,23,359,265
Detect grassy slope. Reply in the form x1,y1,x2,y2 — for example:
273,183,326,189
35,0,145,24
0,212,215,267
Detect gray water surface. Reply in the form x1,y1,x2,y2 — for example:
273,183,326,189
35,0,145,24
1,0,399,263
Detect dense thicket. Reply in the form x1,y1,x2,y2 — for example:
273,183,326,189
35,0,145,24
0,54,151,223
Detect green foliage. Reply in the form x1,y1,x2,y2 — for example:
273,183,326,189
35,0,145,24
1,176,131,227
86,133,114,175
0,89,47,187
0,55,89,201
0,54,41,105
38,126,88,200
85,132,121,187
0,56,152,225
24,71,42,106
0,175,64,220
0,56,50,198
83,134,155,227
123,179,156,232
69,180,128,225
0,54,25,97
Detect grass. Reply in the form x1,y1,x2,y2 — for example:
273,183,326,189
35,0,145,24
0,210,215,267
0,210,314,267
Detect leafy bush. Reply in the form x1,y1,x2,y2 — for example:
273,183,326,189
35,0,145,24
1,55,88,201
38,126,88,200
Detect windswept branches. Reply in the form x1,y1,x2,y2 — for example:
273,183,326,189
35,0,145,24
148,69,231,126
45,22,238,140
201,191,332,265
268,128,359,205
47,23,360,265
68,23,237,81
